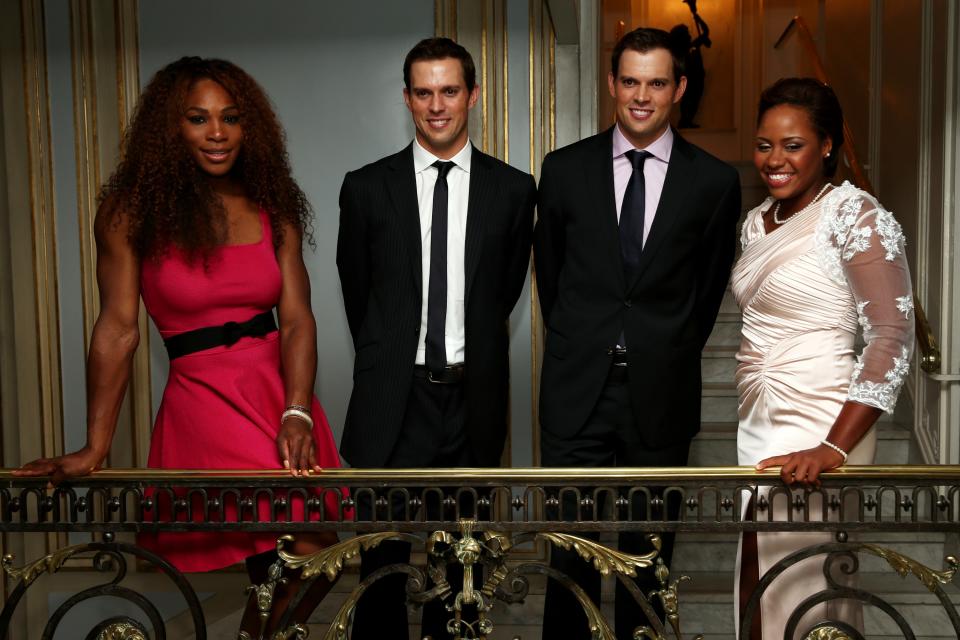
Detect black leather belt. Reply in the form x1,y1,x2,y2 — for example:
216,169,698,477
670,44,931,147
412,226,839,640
163,310,277,360
414,364,465,384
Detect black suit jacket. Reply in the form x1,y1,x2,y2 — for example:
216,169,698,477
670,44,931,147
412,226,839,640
534,128,741,447
337,144,536,467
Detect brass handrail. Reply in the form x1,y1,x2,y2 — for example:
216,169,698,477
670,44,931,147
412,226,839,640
775,16,942,375
2,465,959,482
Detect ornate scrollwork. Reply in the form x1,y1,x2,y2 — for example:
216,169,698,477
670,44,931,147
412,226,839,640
1,544,89,587
630,559,701,640
275,523,690,640
537,532,660,577
95,620,148,640
859,545,958,591
0,540,204,640
803,626,854,640
276,532,401,582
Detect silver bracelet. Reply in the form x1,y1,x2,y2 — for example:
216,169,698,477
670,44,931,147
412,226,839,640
820,439,848,463
285,403,311,413
281,407,314,429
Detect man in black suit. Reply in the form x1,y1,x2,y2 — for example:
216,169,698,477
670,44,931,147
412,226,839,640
337,37,536,638
534,28,741,638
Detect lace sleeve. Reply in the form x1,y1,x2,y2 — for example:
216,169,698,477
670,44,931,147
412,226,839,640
819,187,915,412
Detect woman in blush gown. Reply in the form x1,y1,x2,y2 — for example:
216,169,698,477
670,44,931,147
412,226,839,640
15,57,342,637
730,78,914,638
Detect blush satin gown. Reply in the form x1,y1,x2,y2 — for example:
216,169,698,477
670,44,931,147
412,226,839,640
730,182,914,637
138,211,343,572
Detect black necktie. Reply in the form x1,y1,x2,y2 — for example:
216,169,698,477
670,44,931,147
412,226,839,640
426,160,454,375
620,150,651,274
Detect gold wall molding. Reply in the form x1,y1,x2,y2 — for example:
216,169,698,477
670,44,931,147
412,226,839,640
528,0,556,466
67,0,150,469
19,0,65,474
435,0,458,38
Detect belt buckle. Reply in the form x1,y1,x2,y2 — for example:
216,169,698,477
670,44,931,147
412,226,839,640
427,369,448,384
222,321,242,346
427,366,461,384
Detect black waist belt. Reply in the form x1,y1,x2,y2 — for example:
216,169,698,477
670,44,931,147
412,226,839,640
164,310,277,360
413,363,465,384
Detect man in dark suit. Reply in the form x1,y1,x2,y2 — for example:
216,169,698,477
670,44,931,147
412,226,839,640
534,27,741,638
337,37,536,638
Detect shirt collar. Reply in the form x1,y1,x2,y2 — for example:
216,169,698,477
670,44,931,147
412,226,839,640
612,124,673,163
413,138,473,174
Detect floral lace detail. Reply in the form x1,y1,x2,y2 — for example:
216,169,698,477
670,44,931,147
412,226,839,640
813,182,901,286
895,295,914,319
848,345,911,413
813,182,861,286
875,209,906,260
844,225,872,260
856,301,873,334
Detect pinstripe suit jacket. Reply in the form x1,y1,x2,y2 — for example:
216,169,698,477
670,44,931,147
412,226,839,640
337,144,536,467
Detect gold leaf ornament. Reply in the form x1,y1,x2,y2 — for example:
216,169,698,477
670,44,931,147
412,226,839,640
537,533,660,577
276,532,400,582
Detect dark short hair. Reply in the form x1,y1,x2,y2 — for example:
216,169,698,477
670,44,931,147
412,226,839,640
611,27,685,84
403,37,476,90
758,78,845,177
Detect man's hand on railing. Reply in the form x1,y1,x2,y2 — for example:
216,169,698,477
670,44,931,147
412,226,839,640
755,444,845,487
12,446,104,487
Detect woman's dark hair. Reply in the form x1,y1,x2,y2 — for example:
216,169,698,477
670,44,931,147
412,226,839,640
403,37,476,90
758,77,845,177
100,56,312,260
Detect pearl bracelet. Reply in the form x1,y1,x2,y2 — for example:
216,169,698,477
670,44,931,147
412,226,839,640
820,439,848,463
281,407,314,429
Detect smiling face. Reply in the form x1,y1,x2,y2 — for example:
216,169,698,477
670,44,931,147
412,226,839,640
608,47,686,149
403,57,479,159
180,78,242,178
754,103,832,205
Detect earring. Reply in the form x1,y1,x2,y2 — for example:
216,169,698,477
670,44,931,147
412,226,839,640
824,152,831,158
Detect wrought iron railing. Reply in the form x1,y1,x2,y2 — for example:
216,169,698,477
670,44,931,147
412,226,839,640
1,467,958,639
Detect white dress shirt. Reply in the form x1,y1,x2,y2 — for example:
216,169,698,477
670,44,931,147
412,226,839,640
412,138,471,365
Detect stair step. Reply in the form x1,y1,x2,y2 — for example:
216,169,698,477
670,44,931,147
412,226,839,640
672,531,951,574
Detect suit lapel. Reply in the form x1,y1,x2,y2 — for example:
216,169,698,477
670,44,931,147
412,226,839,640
464,147,491,304
586,128,626,289
385,145,424,302
627,133,697,292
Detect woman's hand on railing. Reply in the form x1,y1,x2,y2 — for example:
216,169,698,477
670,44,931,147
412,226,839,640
12,447,104,486
276,418,320,477
755,444,845,487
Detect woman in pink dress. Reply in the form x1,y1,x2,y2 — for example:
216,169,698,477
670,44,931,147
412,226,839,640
15,57,342,636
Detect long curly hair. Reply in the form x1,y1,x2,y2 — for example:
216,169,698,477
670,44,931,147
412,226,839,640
100,56,312,260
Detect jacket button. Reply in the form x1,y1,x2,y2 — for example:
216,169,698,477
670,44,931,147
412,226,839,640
624,300,632,308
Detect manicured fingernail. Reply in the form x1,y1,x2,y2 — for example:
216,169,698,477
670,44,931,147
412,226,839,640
283,460,290,469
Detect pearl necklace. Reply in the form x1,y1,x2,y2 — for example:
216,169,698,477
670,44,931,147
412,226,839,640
771,183,832,224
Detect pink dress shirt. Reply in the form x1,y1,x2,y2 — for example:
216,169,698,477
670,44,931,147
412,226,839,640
612,124,674,246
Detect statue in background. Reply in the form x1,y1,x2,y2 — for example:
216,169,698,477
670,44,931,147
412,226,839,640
671,0,711,128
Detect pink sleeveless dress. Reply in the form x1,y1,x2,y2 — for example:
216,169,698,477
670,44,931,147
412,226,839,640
138,211,342,572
